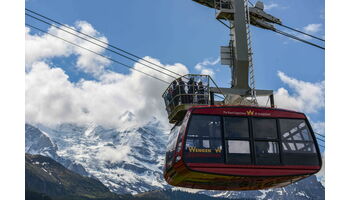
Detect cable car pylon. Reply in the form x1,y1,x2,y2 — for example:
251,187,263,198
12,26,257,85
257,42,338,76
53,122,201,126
162,0,322,191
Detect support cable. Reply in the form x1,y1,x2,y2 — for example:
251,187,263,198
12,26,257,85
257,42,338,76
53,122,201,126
26,13,179,80
278,24,325,42
247,1,324,43
248,0,254,6
26,23,170,85
217,19,231,29
25,8,184,78
316,137,325,143
274,29,325,50
315,132,325,138
216,14,325,50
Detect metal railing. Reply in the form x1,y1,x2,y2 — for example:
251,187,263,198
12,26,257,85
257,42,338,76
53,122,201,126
162,74,225,116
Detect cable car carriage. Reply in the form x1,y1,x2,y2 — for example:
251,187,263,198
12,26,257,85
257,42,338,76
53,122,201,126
162,74,322,190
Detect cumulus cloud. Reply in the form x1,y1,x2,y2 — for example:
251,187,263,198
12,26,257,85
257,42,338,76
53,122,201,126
299,23,324,40
98,146,130,163
264,3,279,10
25,21,110,76
25,22,189,129
273,71,324,114
25,58,188,129
292,23,324,41
194,57,219,77
303,23,322,34
25,26,72,66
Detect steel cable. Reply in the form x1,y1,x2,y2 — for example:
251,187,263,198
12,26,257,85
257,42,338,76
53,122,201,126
26,23,171,85
25,8,184,78
274,29,325,50
26,13,179,80
278,24,325,42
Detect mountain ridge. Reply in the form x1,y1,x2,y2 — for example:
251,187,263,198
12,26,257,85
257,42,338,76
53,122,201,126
26,124,90,177
25,153,128,200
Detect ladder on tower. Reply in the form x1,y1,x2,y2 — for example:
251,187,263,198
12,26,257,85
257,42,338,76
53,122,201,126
244,0,257,104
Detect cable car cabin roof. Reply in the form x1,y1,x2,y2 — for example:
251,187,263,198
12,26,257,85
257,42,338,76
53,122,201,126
188,105,307,119
163,105,321,190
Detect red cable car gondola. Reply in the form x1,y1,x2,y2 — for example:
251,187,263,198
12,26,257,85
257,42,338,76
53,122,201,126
163,105,322,190
162,75,322,190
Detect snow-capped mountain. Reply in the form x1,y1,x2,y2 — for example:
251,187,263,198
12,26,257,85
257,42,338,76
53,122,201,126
25,154,123,200
25,124,89,177
25,112,324,199
26,124,58,158
31,117,169,194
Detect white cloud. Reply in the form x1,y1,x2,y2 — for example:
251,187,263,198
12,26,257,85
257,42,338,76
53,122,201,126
200,68,215,77
25,21,110,76
73,21,110,76
282,23,324,42
25,58,188,129
295,23,324,41
194,57,219,77
303,23,322,34
264,3,279,10
273,71,324,114
98,146,130,163
25,22,189,129
25,26,72,66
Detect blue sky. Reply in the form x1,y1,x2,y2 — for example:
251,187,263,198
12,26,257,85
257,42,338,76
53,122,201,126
25,0,324,79
25,0,325,146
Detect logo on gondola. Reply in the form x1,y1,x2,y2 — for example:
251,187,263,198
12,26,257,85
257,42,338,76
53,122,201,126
188,147,222,153
215,147,222,153
246,110,255,116
188,147,211,153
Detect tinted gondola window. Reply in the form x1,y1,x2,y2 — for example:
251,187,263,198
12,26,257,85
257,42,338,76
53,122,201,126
184,115,223,163
280,119,319,166
252,118,281,165
225,140,251,164
255,141,280,165
187,115,221,138
252,118,278,139
224,117,249,138
166,123,181,169
227,140,250,153
224,117,251,165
